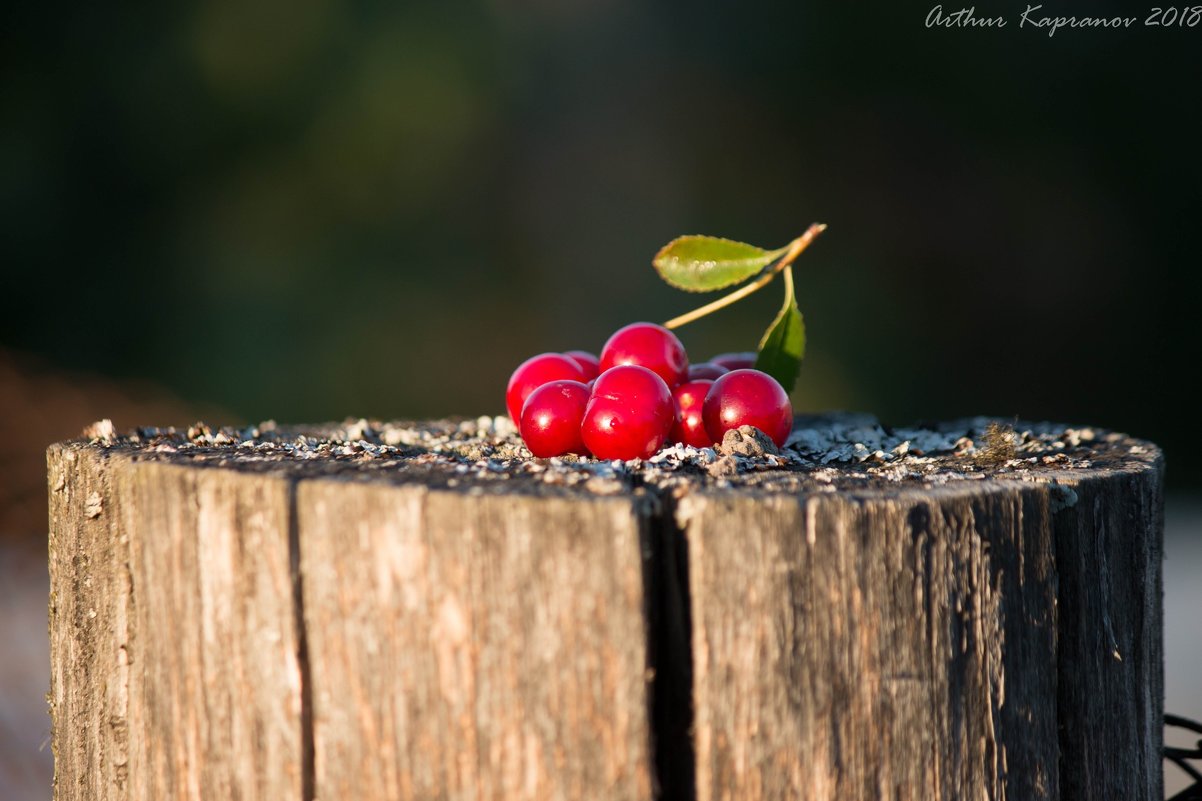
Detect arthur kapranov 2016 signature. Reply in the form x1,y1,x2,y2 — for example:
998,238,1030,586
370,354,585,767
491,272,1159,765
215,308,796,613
925,4,1202,36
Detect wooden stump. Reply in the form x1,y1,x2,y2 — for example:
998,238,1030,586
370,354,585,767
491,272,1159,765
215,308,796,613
47,416,1164,801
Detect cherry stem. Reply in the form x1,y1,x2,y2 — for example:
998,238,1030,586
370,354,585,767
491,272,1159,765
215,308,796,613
662,222,826,330
780,261,795,312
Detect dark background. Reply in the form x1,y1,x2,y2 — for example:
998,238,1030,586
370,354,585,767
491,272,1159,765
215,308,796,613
3,3,1202,797
4,1,1200,480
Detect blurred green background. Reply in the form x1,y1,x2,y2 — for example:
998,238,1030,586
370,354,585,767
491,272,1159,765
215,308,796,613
3,0,1200,482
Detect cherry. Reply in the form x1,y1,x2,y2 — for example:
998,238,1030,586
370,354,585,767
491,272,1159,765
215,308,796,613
582,365,675,460
520,380,591,457
565,350,601,381
506,353,587,422
710,351,757,371
599,322,688,387
702,369,793,447
671,379,715,448
687,362,729,381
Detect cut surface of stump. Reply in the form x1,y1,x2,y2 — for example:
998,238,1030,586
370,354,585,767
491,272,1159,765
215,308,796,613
48,414,1163,801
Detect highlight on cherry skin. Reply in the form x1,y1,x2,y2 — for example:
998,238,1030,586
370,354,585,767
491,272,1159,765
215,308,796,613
505,353,587,422
504,330,795,459
703,368,793,448
519,380,591,458
582,364,676,460
671,379,715,448
599,322,688,388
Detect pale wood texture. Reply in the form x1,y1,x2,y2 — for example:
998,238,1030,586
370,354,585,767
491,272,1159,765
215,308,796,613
48,448,303,801
118,461,303,801
47,421,1164,801
48,445,133,801
298,481,654,801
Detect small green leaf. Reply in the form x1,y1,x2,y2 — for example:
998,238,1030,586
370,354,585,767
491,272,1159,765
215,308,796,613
755,281,805,393
653,236,784,293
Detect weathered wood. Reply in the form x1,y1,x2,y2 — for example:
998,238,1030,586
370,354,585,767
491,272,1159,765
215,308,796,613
48,432,663,801
117,461,303,801
48,449,304,801
675,467,1163,801
1054,469,1164,801
297,480,655,800
48,445,132,801
677,485,1061,800
47,417,1164,801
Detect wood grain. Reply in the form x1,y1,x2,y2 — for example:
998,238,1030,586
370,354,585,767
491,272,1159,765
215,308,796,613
297,480,655,801
117,461,303,801
1054,469,1164,801
48,445,133,801
47,423,1164,801
677,472,1160,801
49,448,304,801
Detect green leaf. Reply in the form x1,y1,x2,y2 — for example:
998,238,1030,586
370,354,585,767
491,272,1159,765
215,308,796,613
755,281,805,393
653,236,784,293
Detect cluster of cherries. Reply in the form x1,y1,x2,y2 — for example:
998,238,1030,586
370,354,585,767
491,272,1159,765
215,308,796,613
506,322,793,460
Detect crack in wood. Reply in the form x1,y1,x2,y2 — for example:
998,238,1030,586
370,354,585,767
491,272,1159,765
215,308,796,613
287,480,315,801
643,489,696,801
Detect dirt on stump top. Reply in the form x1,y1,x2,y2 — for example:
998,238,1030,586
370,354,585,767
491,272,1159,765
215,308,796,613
53,412,1162,502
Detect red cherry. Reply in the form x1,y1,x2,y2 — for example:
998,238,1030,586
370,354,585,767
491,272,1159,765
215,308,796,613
702,369,793,447
520,380,591,457
671,379,715,448
506,353,587,422
582,365,675,460
599,322,688,387
710,351,757,371
564,350,601,381
687,362,729,381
